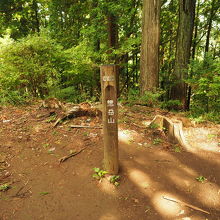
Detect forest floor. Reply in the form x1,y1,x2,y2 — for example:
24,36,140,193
0,102,220,220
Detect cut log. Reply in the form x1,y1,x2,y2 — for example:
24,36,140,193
149,115,188,148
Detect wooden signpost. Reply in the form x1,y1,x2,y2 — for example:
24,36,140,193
100,65,119,175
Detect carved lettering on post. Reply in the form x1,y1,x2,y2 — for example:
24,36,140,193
100,65,119,174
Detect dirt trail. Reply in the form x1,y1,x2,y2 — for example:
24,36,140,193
0,104,219,220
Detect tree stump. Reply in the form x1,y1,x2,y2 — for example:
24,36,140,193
149,115,188,148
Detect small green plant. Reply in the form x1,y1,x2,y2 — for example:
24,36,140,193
52,130,58,135
196,176,207,183
207,134,217,139
160,100,182,110
83,132,88,136
0,183,11,191
39,191,49,196
92,168,108,180
46,114,57,123
125,89,163,107
192,116,205,124
149,123,159,129
139,90,163,107
173,145,181,152
43,143,50,148
153,138,162,145
109,175,120,186
48,147,55,154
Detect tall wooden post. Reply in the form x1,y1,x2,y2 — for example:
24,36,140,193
100,65,119,174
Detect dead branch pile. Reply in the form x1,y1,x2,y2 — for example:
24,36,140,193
40,99,102,127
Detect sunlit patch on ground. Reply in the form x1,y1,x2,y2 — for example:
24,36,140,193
152,192,185,218
168,169,198,191
128,169,153,195
118,129,138,144
180,166,198,177
184,127,220,152
193,183,220,208
98,178,118,196
99,213,118,220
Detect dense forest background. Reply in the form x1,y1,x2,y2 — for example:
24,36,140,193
0,0,219,122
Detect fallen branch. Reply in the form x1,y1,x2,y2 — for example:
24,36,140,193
70,125,102,129
163,196,210,215
13,181,29,197
59,148,86,163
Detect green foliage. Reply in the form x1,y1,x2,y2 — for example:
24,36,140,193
0,0,218,119
0,33,64,104
126,89,163,107
188,56,220,122
125,88,140,105
0,183,11,192
140,91,163,107
0,90,27,105
152,138,162,145
196,176,207,183
149,123,160,129
53,87,90,103
160,100,182,110
56,41,99,102
39,191,50,196
173,145,181,153
45,114,57,123
92,168,108,180
109,175,120,186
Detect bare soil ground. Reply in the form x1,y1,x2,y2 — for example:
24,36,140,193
0,103,220,220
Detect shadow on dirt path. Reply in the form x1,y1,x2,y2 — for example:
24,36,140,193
119,140,220,220
0,104,220,220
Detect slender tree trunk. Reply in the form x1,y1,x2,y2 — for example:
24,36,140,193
170,0,196,110
205,0,218,55
186,0,200,110
135,53,139,83
140,0,161,94
32,0,40,33
106,3,119,94
107,13,118,61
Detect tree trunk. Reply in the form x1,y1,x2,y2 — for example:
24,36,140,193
170,0,196,110
140,0,161,94
107,12,118,63
106,3,119,94
32,0,40,33
186,0,200,110
205,0,218,55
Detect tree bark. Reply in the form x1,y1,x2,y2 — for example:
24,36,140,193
170,0,196,110
107,13,119,63
186,0,200,110
205,0,218,55
32,0,40,33
140,0,161,94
